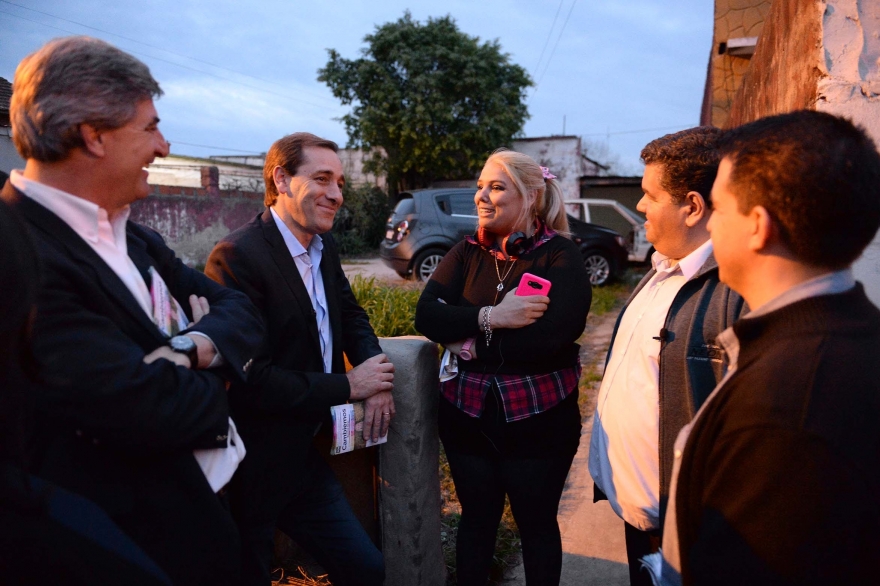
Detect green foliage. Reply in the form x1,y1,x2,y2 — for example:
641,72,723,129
332,183,390,255
319,11,532,195
349,275,421,337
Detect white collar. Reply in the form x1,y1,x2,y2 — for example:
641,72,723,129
650,239,714,281
9,170,130,244
269,207,323,258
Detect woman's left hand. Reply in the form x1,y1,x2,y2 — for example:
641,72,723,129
445,339,477,359
492,291,550,329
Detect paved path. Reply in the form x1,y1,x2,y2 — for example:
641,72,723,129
503,308,629,586
340,257,406,283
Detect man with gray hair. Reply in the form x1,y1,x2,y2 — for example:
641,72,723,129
2,36,263,585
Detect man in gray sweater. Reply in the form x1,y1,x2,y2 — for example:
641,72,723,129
588,127,744,586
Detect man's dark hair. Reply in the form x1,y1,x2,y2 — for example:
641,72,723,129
263,132,339,207
641,126,723,204
719,110,880,269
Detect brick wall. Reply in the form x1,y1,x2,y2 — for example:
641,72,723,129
727,0,823,126
703,0,773,127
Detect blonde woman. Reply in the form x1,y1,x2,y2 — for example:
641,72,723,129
416,149,591,585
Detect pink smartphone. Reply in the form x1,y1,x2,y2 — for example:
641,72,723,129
515,272,552,296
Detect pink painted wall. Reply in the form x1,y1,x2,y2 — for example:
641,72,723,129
130,185,264,267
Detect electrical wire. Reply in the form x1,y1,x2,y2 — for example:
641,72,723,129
165,141,264,154
0,4,339,111
0,0,337,106
581,124,693,137
532,0,564,81
534,0,579,91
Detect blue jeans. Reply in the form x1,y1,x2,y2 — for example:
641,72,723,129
237,447,384,586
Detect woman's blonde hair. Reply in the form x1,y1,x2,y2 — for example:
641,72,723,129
484,148,569,235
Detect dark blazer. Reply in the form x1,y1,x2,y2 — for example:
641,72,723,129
205,209,382,522
1,182,264,585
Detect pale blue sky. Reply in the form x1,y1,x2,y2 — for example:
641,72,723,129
0,0,713,173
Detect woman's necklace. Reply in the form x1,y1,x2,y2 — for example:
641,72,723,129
493,255,517,293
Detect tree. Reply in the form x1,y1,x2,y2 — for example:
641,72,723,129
319,12,532,195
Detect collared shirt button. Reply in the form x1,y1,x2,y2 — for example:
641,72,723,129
674,449,682,458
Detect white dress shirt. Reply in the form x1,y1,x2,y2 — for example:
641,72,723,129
271,207,333,373
589,239,714,531
10,170,243,493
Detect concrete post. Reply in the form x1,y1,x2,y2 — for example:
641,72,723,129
377,336,445,586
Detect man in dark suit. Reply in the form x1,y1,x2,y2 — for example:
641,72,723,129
206,132,394,586
2,36,263,585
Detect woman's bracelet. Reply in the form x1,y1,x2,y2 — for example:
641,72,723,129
481,306,493,346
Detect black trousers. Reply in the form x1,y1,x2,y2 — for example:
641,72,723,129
624,521,662,586
440,387,581,586
232,447,384,586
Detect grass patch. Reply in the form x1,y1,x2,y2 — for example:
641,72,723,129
590,282,630,316
349,275,423,338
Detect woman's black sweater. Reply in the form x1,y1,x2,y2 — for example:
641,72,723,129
415,236,591,375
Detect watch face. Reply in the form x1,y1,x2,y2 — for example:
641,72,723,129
170,336,196,352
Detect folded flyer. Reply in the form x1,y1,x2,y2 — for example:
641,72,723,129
330,402,388,455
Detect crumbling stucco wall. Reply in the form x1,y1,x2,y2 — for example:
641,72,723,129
130,185,263,267
511,136,584,201
726,0,880,306
727,0,824,125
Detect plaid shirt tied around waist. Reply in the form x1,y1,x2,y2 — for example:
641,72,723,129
441,361,581,423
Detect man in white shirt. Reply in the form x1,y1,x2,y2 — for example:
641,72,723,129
206,133,394,586
2,36,263,585
652,110,880,586
587,127,744,586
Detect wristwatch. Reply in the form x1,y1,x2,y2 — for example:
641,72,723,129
169,335,199,367
459,337,475,361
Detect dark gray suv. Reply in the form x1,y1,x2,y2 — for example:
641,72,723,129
379,187,628,285
380,188,478,281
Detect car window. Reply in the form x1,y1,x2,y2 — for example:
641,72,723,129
394,197,415,215
565,203,585,222
449,193,477,216
587,204,634,237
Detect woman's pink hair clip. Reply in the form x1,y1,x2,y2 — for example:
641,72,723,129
540,166,557,181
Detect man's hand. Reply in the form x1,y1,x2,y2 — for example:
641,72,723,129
362,391,395,442
185,295,217,368
490,291,550,329
189,294,210,324
143,346,191,368
347,354,394,400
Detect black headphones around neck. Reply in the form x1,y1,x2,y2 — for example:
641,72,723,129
475,227,535,257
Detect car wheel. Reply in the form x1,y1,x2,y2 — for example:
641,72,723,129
412,248,446,281
582,249,615,286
